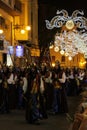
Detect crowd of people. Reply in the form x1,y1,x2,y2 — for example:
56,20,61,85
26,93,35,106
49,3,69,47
69,69,87,130
0,61,87,125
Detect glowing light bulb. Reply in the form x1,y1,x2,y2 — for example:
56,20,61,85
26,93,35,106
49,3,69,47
68,56,72,61
26,26,31,30
60,50,64,55
54,46,59,52
20,29,25,34
65,52,69,57
49,45,54,49
0,29,3,34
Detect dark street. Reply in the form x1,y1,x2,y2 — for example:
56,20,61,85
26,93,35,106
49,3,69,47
0,96,80,130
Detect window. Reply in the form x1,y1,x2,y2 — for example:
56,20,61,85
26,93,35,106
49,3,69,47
8,0,11,5
0,40,4,50
61,56,65,62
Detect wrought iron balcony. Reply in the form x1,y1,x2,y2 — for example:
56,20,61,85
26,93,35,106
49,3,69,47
0,0,22,16
14,0,22,13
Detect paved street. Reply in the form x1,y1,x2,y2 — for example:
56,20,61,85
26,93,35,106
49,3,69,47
0,96,81,130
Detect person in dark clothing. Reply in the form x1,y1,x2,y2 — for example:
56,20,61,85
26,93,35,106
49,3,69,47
25,66,40,125
39,70,48,119
58,68,69,114
0,76,10,113
17,76,24,109
51,63,61,114
0,64,3,107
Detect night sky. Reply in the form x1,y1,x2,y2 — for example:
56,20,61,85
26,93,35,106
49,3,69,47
38,0,87,47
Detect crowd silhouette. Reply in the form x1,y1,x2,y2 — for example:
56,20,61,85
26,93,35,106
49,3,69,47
0,62,87,126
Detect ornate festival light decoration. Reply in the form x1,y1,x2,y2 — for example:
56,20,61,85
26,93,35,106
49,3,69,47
45,10,87,60
54,30,87,57
45,10,87,30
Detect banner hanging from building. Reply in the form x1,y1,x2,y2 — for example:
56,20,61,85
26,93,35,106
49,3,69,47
16,45,24,57
8,46,14,55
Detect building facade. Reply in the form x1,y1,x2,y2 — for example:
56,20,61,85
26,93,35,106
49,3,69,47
0,0,39,66
50,48,86,69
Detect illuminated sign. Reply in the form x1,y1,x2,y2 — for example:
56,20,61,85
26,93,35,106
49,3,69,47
16,45,24,57
8,46,14,54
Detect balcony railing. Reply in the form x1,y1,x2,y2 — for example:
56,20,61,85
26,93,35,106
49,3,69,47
14,0,22,12
0,0,22,16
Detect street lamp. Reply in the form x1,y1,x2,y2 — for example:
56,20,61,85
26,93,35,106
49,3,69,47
0,29,3,34
14,24,31,34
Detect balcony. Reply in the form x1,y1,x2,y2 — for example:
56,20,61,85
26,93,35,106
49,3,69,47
0,0,22,16
14,0,22,13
